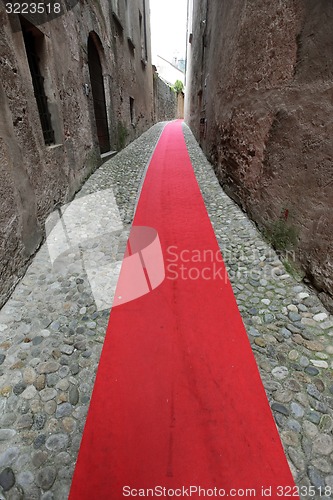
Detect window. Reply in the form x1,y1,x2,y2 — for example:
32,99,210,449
139,1,148,63
125,0,135,48
129,96,135,125
111,0,123,30
111,0,120,16
20,18,55,145
198,89,203,111
88,33,111,154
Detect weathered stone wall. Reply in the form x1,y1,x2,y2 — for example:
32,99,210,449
186,0,333,309
0,0,154,307
153,73,177,122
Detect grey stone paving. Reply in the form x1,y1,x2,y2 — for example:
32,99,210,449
183,123,333,500
0,121,332,499
0,123,166,499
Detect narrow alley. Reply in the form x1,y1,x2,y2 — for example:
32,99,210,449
2,0,333,498
0,122,332,499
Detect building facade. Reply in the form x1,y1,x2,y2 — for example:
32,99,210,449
154,54,185,86
0,0,154,307
153,70,184,122
185,0,333,309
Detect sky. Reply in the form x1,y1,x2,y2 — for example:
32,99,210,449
149,0,188,64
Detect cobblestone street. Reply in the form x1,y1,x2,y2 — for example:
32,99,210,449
0,122,332,499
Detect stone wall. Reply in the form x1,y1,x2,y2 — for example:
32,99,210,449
186,0,333,309
0,0,154,308
153,72,178,122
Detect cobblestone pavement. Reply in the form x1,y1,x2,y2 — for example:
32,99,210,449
0,122,332,499
184,124,333,500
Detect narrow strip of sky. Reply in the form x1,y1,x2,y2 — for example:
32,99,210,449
150,0,188,64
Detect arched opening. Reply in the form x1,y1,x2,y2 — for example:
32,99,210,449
88,34,110,153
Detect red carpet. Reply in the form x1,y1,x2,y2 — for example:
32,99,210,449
69,121,297,499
